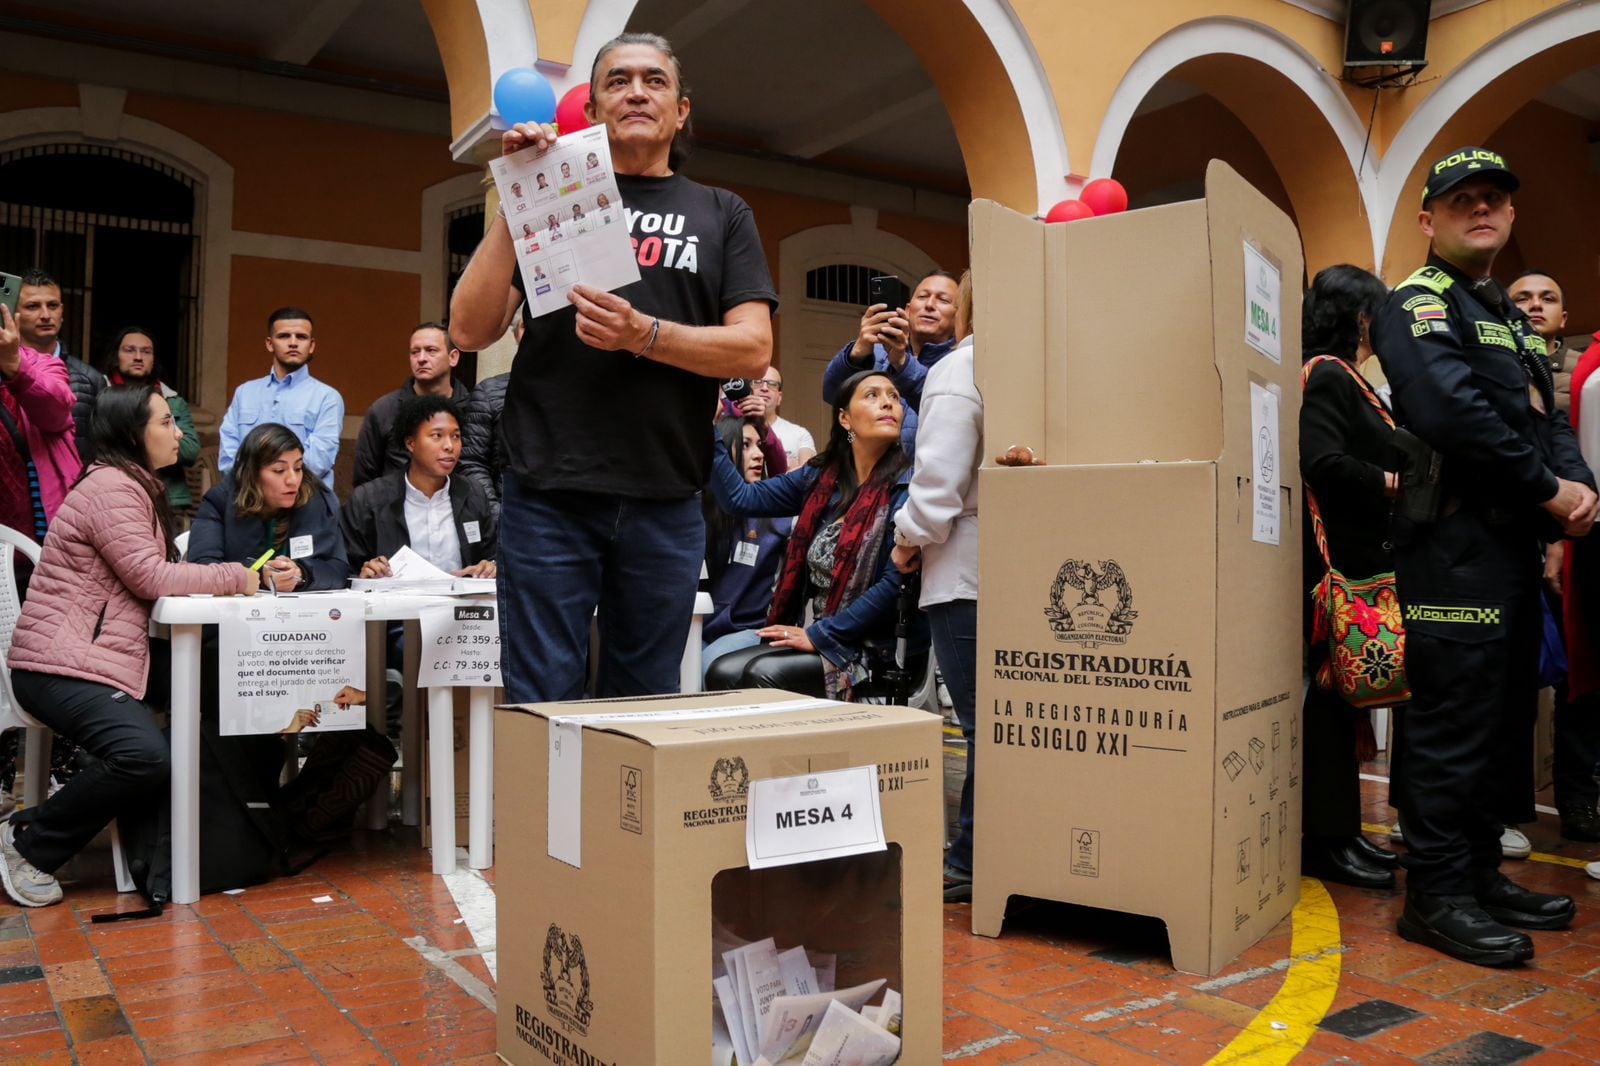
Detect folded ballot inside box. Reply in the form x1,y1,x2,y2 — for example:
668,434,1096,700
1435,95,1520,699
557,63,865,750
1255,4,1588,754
494,690,941,1066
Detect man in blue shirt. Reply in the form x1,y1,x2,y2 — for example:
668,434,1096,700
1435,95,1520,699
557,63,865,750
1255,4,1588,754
821,270,959,454
218,307,345,481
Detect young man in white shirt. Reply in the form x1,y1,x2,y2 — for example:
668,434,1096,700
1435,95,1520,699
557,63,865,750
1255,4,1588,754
340,394,497,580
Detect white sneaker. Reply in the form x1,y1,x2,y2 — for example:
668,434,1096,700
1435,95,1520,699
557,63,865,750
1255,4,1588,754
1500,825,1532,860
0,822,62,907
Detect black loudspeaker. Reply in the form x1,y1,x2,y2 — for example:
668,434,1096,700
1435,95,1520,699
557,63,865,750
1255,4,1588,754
1344,0,1430,67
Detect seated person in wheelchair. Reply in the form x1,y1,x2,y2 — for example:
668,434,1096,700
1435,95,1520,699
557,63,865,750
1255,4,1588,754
705,370,926,700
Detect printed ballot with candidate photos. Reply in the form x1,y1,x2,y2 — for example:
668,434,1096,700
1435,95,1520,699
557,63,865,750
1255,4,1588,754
490,125,639,318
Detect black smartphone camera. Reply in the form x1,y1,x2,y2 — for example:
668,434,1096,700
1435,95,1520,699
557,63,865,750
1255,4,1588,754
868,275,908,311
721,378,753,404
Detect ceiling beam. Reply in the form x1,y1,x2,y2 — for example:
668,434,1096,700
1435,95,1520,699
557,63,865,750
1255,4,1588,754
770,84,942,160
263,0,365,66
664,0,762,51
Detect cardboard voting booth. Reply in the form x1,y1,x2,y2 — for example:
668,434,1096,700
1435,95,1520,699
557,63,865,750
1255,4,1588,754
494,689,942,1065
970,162,1305,976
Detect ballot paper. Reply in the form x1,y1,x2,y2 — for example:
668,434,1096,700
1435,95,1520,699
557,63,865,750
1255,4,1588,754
807,952,837,994
876,985,902,1030
800,999,901,1066
777,947,818,997
755,979,886,1064
714,975,754,1066
488,124,640,319
348,545,495,595
724,938,783,1060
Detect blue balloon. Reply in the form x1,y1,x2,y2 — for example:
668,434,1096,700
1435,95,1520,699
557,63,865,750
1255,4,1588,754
494,68,557,127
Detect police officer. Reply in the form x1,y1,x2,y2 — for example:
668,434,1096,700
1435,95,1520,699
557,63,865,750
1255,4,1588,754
1375,147,1598,967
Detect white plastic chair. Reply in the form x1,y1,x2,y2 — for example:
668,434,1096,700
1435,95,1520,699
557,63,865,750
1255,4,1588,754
0,532,49,812
0,529,135,893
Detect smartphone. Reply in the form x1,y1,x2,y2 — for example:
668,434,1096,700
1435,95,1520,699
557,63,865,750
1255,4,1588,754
0,272,19,318
868,275,908,311
721,378,753,404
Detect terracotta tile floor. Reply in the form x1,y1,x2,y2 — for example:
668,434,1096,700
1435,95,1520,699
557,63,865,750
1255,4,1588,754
3,749,1600,1063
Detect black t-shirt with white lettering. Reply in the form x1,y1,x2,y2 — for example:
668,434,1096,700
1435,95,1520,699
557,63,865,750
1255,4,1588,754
507,172,777,498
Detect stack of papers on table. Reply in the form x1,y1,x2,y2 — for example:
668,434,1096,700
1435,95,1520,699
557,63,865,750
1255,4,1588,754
712,933,900,1065
348,546,494,595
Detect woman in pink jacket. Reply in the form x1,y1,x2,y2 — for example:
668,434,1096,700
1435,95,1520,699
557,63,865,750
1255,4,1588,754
2,384,260,907
0,304,81,537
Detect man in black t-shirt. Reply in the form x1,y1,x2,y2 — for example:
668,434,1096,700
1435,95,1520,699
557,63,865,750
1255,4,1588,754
451,31,777,702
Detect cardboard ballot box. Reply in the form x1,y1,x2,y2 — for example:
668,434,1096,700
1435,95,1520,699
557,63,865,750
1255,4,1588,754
494,689,942,1065
970,162,1305,976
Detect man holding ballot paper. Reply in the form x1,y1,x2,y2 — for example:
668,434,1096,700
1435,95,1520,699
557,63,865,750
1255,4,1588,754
451,32,777,702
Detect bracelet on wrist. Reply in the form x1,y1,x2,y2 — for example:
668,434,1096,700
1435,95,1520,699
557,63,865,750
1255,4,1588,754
634,316,661,359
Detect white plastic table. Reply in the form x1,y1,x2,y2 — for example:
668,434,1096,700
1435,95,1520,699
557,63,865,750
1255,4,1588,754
152,587,715,901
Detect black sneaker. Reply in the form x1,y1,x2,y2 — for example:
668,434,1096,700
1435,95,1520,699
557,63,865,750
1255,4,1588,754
1561,806,1600,843
1473,871,1576,930
1397,893,1533,967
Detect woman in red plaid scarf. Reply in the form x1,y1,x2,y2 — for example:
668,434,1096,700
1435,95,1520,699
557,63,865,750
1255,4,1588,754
705,369,922,699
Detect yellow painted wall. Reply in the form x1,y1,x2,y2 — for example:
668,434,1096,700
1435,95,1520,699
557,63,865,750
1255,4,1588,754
125,94,471,250
1484,100,1600,338
716,181,968,370
228,258,423,402
5,70,475,421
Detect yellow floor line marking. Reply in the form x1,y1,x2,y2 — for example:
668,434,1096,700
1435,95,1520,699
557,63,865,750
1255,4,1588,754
1361,822,1592,870
1205,877,1341,1066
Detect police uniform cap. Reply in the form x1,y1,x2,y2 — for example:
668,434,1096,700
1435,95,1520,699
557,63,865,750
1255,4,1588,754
1422,147,1519,207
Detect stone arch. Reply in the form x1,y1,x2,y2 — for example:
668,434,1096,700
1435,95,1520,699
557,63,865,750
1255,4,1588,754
1090,17,1376,271
0,105,236,413
1376,1,1600,274
560,0,1068,213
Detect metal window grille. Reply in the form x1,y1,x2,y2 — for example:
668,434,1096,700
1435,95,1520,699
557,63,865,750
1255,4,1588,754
446,203,487,302
445,203,487,385
804,263,888,306
0,144,200,397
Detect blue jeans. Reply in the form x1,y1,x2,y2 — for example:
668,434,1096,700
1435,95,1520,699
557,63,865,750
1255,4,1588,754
498,476,704,703
929,599,977,874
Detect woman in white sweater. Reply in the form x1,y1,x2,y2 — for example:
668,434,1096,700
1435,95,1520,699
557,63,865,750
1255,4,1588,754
891,270,980,901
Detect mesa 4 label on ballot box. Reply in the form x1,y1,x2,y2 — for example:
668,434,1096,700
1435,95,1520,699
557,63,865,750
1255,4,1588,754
217,595,366,736
418,603,502,688
745,765,887,870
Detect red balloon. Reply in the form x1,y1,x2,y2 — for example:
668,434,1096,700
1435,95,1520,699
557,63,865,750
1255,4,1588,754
556,83,592,133
1081,178,1129,216
1044,199,1096,223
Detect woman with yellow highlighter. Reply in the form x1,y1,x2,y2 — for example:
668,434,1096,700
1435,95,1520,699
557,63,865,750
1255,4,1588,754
188,423,347,589
3,385,260,908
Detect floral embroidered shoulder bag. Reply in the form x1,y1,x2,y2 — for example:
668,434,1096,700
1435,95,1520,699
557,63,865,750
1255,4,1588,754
1303,355,1410,709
